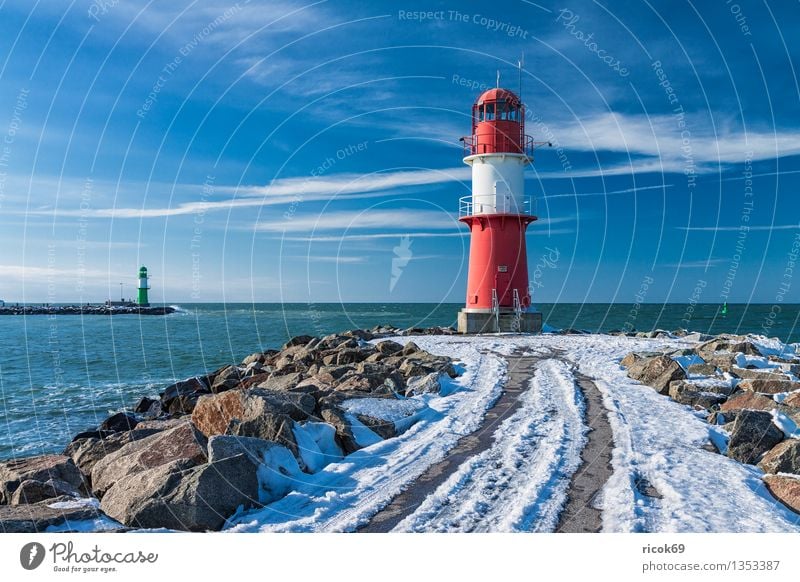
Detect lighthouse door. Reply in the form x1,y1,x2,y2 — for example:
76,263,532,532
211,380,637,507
495,268,511,307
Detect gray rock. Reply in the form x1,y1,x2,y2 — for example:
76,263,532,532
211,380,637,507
375,340,404,355
668,381,728,409
0,455,87,505
401,342,421,356
320,408,361,455
325,348,366,365
758,440,800,474
687,363,718,376
627,355,687,395
730,367,787,381
405,372,445,396
9,478,81,505
355,415,395,439
620,352,667,368
727,410,784,465
134,397,160,415
100,454,260,531
0,496,108,533
282,335,315,349
99,412,138,433
257,372,304,392
63,428,162,476
160,377,209,412
191,389,309,456
737,378,800,395
207,435,277,464
763,474,800,514
90,422,207,497
210,365,243,394
242,352,266,366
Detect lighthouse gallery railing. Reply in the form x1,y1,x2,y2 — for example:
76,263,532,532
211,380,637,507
459,194,535,218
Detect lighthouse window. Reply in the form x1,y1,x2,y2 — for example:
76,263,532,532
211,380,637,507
496,100,508,120
487,103,496,120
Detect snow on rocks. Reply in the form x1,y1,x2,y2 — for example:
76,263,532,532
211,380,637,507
226,337,505,532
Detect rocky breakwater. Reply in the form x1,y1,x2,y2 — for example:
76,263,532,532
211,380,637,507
0,325,460,532
0,304,176,316
621,333,800,514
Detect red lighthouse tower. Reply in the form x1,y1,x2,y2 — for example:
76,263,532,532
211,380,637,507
457,88,543,333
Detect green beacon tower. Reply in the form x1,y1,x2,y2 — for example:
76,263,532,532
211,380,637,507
137,266,150,306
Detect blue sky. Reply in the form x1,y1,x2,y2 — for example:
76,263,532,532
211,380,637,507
0,0,798,304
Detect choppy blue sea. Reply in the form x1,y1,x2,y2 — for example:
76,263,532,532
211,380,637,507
1,302,798,459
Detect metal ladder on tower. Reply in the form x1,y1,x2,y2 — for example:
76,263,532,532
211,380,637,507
491,288,500,332
511,289,522,332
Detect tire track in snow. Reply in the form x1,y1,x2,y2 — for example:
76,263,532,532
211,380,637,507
389,358,587,532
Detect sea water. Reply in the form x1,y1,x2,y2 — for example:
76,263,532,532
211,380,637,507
1,302,798,459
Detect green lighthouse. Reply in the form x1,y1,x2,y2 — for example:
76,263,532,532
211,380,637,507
137,266,150,306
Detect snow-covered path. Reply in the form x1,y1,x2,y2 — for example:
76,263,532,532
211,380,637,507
394,358,586,532
228,334,800,533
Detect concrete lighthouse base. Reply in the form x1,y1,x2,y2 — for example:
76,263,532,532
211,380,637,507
457,309,543,334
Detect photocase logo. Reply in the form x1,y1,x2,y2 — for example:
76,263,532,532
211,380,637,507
20,542,46,570
390,236,413,292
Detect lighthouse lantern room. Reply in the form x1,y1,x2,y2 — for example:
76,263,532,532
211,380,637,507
457,88,543,334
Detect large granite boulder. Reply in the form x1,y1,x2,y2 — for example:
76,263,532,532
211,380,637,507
90,422,207,497
207,434,277,464
738,378,800,395
63,428,162,476
785,392,800,408
720,391,779,413
209,365,243,394
0,455,87,505
282,335,315,349
320,408,361,455
687,363,719,376
763,474,800,514
726,410,784,464
758,440,800,475
191,389,314,455
99,454,260,531
620,351,664,368
0,496,108,533
730,368,787,381
99,412,138,433
375,340,404,355
627,355,687,395
256,372,304,392
405,372,446,397
160,377,209,415
667,381,728,409
10,478,82,505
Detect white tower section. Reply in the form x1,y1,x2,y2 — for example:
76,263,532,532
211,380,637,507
464,152,529,215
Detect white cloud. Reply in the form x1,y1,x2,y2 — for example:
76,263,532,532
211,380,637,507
25,167,471,220
676,224,800,232
255,209,460,233
661,258,728,268
549,112,800,169
284,255,366,264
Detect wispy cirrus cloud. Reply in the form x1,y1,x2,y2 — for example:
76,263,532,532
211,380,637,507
255,209,460,232
676,224,800,232
24,167,471,220
550,112,800,172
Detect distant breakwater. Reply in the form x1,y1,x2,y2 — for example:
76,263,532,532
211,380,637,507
0,305,176,316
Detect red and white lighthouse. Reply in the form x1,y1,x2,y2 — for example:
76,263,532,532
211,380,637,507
457,88,543,333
